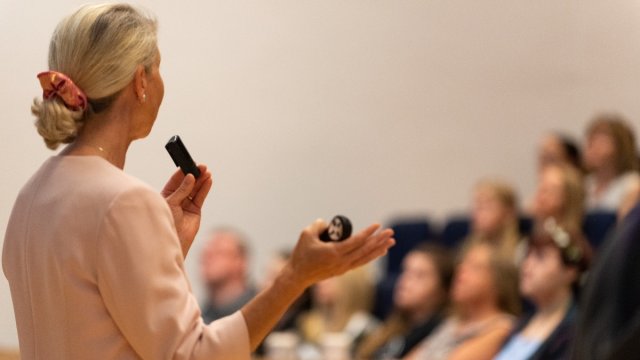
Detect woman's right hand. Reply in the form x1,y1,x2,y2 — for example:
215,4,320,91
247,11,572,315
240,219,394,350
285,219,395,290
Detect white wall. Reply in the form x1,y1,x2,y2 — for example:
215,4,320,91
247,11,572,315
1,0,639,348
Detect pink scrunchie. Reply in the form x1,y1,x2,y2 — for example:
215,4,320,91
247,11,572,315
37,71,88,111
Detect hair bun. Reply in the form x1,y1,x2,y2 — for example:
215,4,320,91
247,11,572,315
31,97,84,150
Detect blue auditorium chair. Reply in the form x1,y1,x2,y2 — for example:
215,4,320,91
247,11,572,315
583,211,618,249
385,218,435,274
440,214,534,250
373,217,434,320
372,272,399,320
440,215,470,249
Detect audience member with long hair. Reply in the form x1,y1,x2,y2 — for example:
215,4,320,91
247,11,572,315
356,244,454,359
466,180,522,261
583,114,640,218
298,266,377,353
403,242,520,360
531,163,585,233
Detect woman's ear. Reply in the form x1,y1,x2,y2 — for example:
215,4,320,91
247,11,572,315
133,64,147,103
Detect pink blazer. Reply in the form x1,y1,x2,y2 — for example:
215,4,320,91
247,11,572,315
3,156,250,359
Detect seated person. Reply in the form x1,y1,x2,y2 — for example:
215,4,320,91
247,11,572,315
583,114,640,219
537,132,583,172
200,227,257,323
298,266,377,353
466,179,522,261
494,219,592,360
356,244,454,359
404,242,520,360
531,163,585,233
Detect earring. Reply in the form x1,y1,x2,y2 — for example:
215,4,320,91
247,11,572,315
142,93,147,103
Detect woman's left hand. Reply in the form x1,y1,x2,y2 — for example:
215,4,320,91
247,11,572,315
161,164,213,257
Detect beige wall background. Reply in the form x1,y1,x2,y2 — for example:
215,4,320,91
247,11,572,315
1,0,640,348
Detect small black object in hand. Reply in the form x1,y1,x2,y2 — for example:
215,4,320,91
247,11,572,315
320,215,352,242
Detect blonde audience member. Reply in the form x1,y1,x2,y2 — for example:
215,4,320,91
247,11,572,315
467,180,521,261
404,242,520,360
583,114,640,219
532,163,585,233
494,221,592,360
356,244,454,359
298,266,377,349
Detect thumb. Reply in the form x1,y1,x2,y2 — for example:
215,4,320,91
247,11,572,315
166,174,195,205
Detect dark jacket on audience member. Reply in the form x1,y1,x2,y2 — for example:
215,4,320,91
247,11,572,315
202,286,257,324
502,302,577,360
374,312,444,359
571,201,640,360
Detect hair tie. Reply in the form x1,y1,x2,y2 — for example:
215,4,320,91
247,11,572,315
37,71,88,111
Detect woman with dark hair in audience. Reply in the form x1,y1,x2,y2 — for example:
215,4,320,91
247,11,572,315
493,220,592,360
538,132,583,172
403,242,520,360
583,114,640,219
356,244,454,359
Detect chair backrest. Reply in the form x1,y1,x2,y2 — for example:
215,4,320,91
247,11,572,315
440,214,532,249
386,218,434,274
583,211,618,249
440,215,471,249
372,272,400,320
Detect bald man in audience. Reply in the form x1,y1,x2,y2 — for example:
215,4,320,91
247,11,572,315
200,227,257,324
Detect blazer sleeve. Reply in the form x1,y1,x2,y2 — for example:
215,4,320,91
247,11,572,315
95,186,251,360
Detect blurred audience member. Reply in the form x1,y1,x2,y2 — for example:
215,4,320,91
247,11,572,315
571,201,640,359
200,227,257,324
538,132,583,172
298,266,376,351
494,220,592,360
583,114,640,218
404,242,520,360
467,180,522,261
532,163,585,233
356,244,454,359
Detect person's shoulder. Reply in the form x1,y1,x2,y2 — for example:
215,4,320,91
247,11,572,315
101,172,166,215
51,155,162,210
484,313,516,336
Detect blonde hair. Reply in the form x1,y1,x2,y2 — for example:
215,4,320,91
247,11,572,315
469,179,520,259
31,3,158,149
548,163,585,232
460,242,521,316
490,250,521,316
300,266,374,343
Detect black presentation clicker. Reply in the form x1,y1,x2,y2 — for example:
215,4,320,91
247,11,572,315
165,135,201,179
